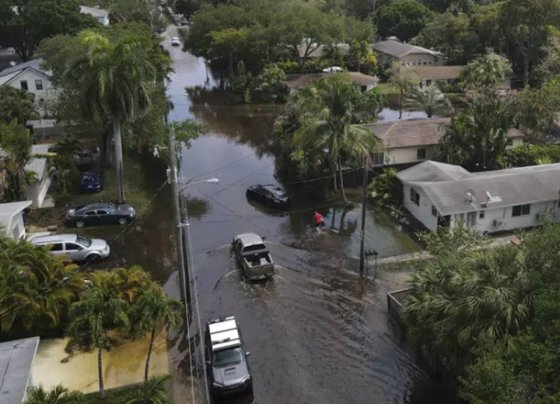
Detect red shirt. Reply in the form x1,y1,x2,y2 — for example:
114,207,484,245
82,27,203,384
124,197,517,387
314,212,324,225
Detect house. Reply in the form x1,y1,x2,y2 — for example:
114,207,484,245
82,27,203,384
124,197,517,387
0,337,40,403
397,161,560,234
357,118,525,167
0,200,32,240
285,72,378,93
79,5,110,26
26,145,54,208
0,59,56,109
412,65,462,88
372,39,443,67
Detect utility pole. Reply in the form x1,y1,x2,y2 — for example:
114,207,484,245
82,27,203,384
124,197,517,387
359,154,368,276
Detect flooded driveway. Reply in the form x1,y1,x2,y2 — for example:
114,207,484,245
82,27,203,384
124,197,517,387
157,26,455,404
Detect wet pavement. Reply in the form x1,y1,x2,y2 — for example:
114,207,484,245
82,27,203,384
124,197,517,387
131,26,458,404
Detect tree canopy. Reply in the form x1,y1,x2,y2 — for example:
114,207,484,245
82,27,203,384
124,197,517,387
376,0,433,42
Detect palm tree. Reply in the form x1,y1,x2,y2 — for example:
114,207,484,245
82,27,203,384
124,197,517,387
0,120,35,202
388,62,420,119
67,283,129,399
130,287,182,383
460,52,512,94
404,85,452,118
26,385,83,404
126,375,170,404
293,75,379,204
65,30,160,203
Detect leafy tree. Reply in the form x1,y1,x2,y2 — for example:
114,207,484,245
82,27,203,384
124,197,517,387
499,0,560,87
64,30,163,203
0,0,96,60
0,87,37,125
25,385,84,404
502,144,560,167
515,77,560,138
438,96,517,171
376,0,433,42
130,286,182,383
347,40,377,73
255,64,288,99
127,375,170,404
291,75,379,204
369,168,402,207
388,62,420,119
0,121,35,202
460,52,512,94
67,281,130,399
404,85,452,118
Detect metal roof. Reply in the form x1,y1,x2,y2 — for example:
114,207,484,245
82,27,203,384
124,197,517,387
400,161,560,215
0,201,32,236
0,337,40,404
372,40,442,59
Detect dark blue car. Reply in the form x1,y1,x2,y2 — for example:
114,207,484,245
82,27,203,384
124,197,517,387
80,171,103,193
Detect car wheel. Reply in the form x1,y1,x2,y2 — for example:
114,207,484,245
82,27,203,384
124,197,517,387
86,254,101,263
75,220,85,228
118,217,128,225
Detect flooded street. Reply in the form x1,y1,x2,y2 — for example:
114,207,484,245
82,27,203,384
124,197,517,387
154,26,457,404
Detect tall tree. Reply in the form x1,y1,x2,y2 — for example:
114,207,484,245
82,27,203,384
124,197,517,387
460,52,512,94
404,85,451,118
64,30,162,203
0,121,35,202
388,62,420,119
0,87,36,125
26,385,83,404
0,0,95,60
438,96,517,171
376,0,433,42
67,282,129,399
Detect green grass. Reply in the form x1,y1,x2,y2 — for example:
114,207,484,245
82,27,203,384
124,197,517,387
375,82,399,96
81,382,170,404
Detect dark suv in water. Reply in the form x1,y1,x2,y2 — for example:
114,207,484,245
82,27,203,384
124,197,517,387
246,184,290,208
206,316,252,396
65,203,136,228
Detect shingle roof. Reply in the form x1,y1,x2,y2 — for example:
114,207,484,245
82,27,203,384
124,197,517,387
0,59,46,78
372,40,442,59
0,337,39,404
397,160,470,183
412,65,462,81
358,118,525,149
399,162,560,216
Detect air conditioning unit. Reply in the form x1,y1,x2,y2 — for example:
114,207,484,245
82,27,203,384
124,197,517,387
493,219,503,228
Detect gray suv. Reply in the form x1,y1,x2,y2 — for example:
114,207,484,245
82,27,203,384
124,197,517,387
29,234,110,262
206,316,252,396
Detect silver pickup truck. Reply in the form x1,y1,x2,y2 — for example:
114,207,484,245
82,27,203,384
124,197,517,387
232,233,274,281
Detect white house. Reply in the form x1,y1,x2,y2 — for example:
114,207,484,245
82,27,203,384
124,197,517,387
79,5,110,26
372,39,443,67
0,59,57,109
357,118,525,167
397,161,560,234
0,200,32,240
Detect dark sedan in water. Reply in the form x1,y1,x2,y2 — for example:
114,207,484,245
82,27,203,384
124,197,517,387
65,203,136,228
246,184,290,208
79,171,103,193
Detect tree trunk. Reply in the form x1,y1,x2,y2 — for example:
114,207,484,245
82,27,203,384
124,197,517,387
112,120,126,203
522,55,529,88
144,327,156,384
98,348,105,399
332,169,338,192
229,50,234,78
337,155,348,205
398,89,403,119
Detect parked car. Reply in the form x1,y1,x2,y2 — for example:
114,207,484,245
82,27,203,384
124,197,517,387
232,233,274,280
322,66,344,73
29,233,110,262
79,171,103,193
65,203,136,228
171,37,181,46
246,184,290,209
73,148,100,168
206,316,252,396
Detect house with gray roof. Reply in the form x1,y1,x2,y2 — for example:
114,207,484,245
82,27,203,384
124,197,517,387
0,59,56,109
372,39,443,67
397,161,560,233
79,5,110,26
0,337,40,403
357,118,525,167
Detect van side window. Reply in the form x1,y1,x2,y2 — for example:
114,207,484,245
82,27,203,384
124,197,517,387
51,243,63,251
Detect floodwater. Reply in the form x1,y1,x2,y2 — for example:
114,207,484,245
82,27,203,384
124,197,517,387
98,26,456,404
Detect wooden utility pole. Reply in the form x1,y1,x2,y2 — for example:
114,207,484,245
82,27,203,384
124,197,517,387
359,155,368,276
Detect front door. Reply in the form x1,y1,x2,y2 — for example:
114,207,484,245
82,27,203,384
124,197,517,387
467,212,476,228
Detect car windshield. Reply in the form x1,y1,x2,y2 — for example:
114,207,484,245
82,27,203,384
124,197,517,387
76,235,92,247
213,347,243,367
264,186,286,198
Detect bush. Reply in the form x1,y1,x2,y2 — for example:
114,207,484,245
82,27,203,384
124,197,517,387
502,144,560,167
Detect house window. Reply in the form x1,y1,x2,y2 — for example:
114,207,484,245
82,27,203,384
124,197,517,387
426,80,432,86
417,148,427,160
506,138,513,146
20,80,28,90
35,79,43,90
512,204,531,217
410,188,420,206
372,152,384,166
431,205,438,217
479,211,485,219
